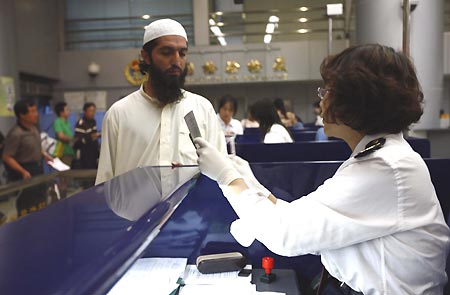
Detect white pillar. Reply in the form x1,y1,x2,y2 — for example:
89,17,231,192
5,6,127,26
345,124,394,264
193,0,209,46
355,0,444,129
0,0,18,91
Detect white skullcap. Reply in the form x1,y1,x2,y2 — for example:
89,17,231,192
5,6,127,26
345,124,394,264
143,19,188,46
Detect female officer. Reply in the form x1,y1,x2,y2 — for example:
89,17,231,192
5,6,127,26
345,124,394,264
194,44,450,294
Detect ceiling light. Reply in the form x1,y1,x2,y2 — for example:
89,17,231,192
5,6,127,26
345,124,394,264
327,4,344,16
268,15,279,23
215,11,223,16
264,34,272,44
210,26,222,36
297,29,309,34
299,7,308,12
142,14,150,20
266,23,275,34
209,18,216,26
217,22,224,26
217,36,227,46
299,18,308,23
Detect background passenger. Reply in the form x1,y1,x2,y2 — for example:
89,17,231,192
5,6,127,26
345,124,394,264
217,95,243,136
273,98,303,130
250,99,293,144
2,99,53,216
73,102,100,169
53,101,74,166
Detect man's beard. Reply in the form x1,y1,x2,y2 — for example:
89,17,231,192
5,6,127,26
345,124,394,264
146,62,187,105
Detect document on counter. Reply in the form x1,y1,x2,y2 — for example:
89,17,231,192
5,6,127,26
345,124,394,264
107,257,187,295
182,264,252,285
48,157,70,171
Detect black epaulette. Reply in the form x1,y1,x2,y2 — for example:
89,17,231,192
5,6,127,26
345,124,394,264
354,137,386,159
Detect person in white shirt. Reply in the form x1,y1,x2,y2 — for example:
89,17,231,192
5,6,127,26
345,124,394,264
96,19,226,184
250,99,293,144
193,44,450,295
217,95,243,136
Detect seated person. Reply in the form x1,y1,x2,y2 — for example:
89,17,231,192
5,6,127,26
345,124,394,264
217,95,243,136
241,109,259,130
273,98,303,130
250,99,293,144
313,100,324,126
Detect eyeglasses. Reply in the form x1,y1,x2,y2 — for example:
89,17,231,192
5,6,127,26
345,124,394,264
317,87,330,100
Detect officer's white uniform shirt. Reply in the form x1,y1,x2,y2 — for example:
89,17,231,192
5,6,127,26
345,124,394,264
223,132,450,295
96,85,226,184
217,114,243,136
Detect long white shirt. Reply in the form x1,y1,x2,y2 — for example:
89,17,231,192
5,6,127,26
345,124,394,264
96,85,226,184
264,124,293,144
222,132,450,295
217,114,243,136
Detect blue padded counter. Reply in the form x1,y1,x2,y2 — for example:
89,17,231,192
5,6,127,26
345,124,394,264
236,137,430,162
0,157,447,294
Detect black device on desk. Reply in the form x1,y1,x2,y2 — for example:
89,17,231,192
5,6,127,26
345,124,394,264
252,269,302,295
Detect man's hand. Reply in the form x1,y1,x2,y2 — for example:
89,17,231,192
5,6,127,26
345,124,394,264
194,138,241,186
21,170,31,179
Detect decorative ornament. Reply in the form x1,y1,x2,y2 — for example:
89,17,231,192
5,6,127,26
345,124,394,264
273,56,287,72
186,62,195,76
247,59,262,73
225,61,240,74
202,61,217,75
124,59,147,86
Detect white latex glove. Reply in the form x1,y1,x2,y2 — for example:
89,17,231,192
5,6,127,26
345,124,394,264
229,156,271,197
194,137,241,185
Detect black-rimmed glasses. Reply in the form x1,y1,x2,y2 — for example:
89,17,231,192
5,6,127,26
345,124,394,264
317,87,329,99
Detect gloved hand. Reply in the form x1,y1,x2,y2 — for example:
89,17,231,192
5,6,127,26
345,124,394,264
229,156,271,197
194,138,241,185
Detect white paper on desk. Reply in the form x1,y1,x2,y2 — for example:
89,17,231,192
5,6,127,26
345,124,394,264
107,257,187,295
48,157,70,171
182,264,251,285
180,283,256,295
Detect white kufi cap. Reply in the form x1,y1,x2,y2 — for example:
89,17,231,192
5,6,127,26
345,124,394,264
143,18,188,46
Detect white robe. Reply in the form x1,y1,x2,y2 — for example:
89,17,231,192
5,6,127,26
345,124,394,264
96,85,226,184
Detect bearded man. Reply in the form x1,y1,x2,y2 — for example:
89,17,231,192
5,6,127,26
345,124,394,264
96,19,226,184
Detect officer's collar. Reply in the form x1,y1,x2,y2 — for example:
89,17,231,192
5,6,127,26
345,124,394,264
351,133,391,159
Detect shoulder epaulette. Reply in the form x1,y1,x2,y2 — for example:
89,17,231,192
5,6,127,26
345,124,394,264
354,137,386,159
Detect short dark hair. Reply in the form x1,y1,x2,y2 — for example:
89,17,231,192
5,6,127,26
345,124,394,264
14,99,36,119
54,101,67,117
218,95,238,114
250,98,292,140
83,102,96,111
320,44,423,134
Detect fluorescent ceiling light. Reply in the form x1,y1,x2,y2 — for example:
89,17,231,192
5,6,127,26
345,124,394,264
297,29,309,34
264,34,272,44
268,15,279,23
210,26,222,36
299,18,308,23
266,23,275,34
327,4,343,16
217,36,227,46
299,6,308,12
